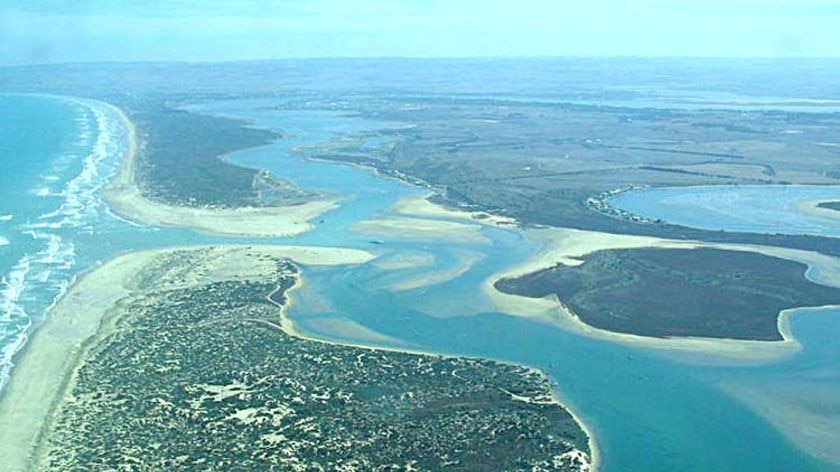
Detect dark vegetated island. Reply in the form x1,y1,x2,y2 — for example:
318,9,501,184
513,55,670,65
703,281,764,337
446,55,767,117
42,250,591,471
128,104,319,208
495,247,840,340
817,201,840,212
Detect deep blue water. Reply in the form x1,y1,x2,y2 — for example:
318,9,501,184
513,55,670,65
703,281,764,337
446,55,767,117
1,94,838,471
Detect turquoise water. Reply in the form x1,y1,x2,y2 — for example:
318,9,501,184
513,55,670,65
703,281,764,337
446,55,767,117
1,94,838,471
610,185,840,238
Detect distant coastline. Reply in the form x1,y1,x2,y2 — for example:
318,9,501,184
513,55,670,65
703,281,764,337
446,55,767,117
99,100,339,238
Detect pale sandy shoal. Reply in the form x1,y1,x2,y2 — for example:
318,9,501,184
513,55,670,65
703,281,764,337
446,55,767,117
390,250,485,291
371,250,436,271
718,370,840,466
101,100,340,238
390,192,519,227
0,245,373,472
796,199,840,223
350,216,489,244
482,226,840,363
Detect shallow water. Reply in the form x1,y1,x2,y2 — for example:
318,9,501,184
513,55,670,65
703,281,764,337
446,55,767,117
610,185,840,238
2,94,838,471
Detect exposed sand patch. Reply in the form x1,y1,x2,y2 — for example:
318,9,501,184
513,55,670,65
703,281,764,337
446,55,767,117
101,100,339,237
390,250,485,291
0,244,372,471
483,226,840,362
796,199,840,223
391,192,518,227
372,250,436,271
351,216,489,244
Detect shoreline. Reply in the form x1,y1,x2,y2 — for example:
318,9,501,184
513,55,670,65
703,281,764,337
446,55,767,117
0,245,598,471
0,245,375,471
483,226,840,363
796,198,840,223
278,274,601,471
98,99,341,238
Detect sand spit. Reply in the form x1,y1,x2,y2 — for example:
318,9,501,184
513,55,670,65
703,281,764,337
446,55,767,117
101,100,339,238
275,268,598,471
351,216,489,244
797,199,840,223
484,227,840,363
391,192,518,227
0,245,373,472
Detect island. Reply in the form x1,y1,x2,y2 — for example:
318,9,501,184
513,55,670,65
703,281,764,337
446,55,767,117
0,246,593,472
494,247,840,340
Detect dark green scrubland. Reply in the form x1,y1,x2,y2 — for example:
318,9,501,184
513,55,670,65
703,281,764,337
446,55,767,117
495,248,840,340
43,254,590,472
130,105,318,208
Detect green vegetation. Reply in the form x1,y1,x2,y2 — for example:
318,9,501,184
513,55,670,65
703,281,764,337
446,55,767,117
130,105,319,208
42,252,590,471
309,97,840,256
495,248,840,340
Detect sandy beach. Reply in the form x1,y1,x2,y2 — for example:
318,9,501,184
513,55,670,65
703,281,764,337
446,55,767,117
390,192,518,227
0,245,374,471
101,101,340,238
276,268,600,472
483,226,840,363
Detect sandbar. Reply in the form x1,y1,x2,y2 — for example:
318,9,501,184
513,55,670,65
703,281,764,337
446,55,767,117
391,192,518,227
351,216,489,244
390,249,485,291
796,199,840,223
100,100,340,238
484,226,840,363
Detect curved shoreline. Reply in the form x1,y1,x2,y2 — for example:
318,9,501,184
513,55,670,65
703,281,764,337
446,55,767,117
797,198,840,223
279,268,601,471
0,95,605,470
0,245,598,471
96,98,340,238
483,226,840,363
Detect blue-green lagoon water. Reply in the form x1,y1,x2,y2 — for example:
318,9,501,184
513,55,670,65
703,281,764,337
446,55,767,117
610,185,840,238
1,94,838,471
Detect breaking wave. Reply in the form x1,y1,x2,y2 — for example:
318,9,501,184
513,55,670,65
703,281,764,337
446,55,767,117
0,97,127,391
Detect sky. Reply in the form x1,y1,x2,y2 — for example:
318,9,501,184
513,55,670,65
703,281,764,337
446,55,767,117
1,0,839,65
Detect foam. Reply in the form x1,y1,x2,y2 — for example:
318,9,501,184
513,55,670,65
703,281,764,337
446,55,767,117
31,187,52,197
0,96,128,394
1,257,31,323
0,236,8,246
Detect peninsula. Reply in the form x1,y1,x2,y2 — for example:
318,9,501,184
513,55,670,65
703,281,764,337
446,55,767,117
0,246,593,472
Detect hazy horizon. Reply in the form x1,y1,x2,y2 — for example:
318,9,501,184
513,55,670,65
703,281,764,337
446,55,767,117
3,0,840,66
